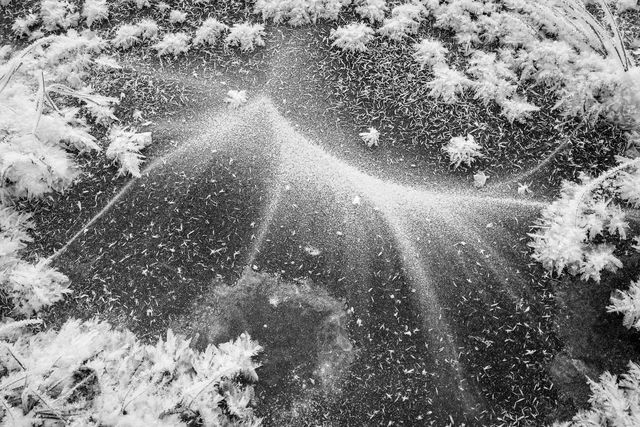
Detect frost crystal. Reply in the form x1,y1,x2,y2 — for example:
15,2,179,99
225,23,265,52
225,89,248,109
330,23,375,52
194,18,228,46
359,127,380,147
152,32,191,57
442,134,483,169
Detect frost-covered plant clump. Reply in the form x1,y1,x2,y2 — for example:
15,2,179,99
359,127,380,147
442,134,483,169
12,14,40,38
153,32,191,57
427,63,472,104
82,0,108,28
464,48,541,123
2,259,71,316
0,34,114,200
40,0,80,33
426,0,640,130
609,277,640,330
254,0,349,26
0,320,263,425
554,361,640,427
225,23,265,52
113,20,159,49
137,18,159,39
169,9,187,24
529,158,640,283
412,38,448,69
193,18,228,46
106,127,152,177
330,23,374,52
499,95,540,123
378,2,429,41
355,0,388,23
466,50,517,105
112,23,143,49
0,207,71,316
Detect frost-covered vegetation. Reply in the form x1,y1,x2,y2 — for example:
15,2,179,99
330,22,375,52
225,23,266,52
554,361,640,426
153,32,191,57
0,321,262,426
193,18,228,46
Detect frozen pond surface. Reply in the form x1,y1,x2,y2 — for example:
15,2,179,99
49,98,556,425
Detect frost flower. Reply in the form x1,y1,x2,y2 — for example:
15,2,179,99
359,127,380,147
225,23,265,52
442,134,483,169
194,18,228,46
137,19,159,40
152,32,191,57
12,14,40,38
413,38,448,69
82,0,108,27
40,0,79,32
427,64,471,104
112,24,142,49
330,23,375,53
225,90,248,109
106,126,152,177
169,10,187,24
609,278,640,330
355,0,388,24
378,2,427,41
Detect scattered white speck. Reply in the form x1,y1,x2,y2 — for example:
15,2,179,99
473,171,488,188
352,195,361,205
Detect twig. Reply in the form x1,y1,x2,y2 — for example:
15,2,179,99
0,396,16,424
32,70,46,135
30,389,67,426
51,371,96,405
2,344,25,370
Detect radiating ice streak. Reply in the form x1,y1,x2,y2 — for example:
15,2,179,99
246,181,285,269
44,154,169,264
436,209,526,302
379,207,482,415
491,139,571,189
266,101,484,414
47,102,259,264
